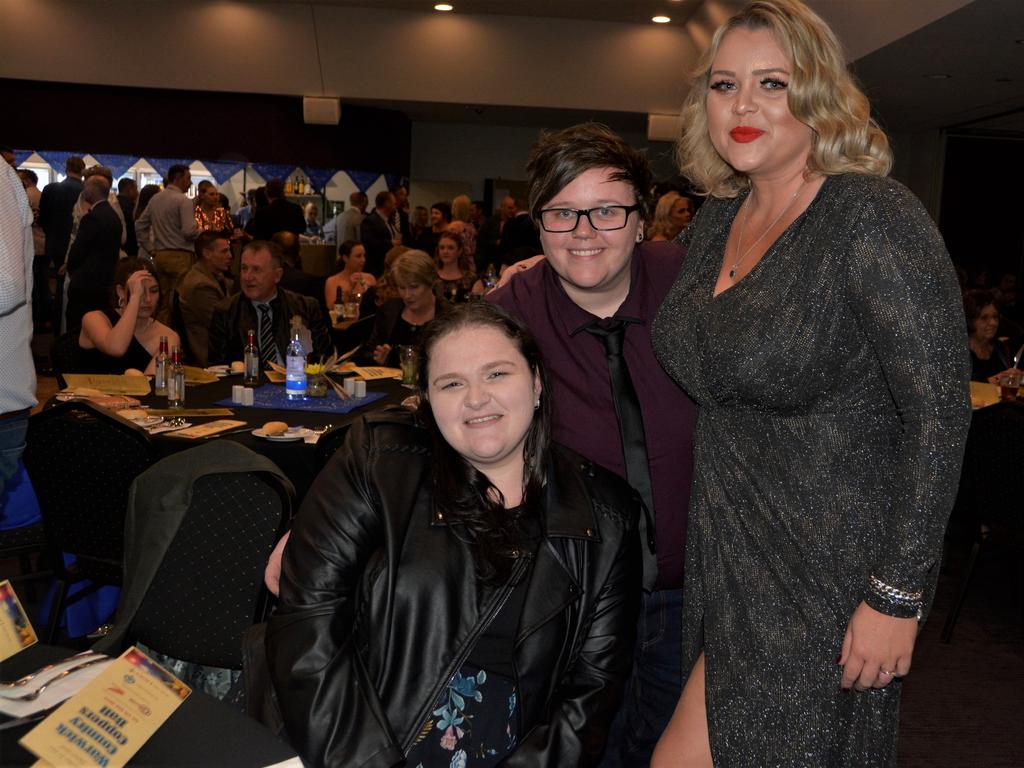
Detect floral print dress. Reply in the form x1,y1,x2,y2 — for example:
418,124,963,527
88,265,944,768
405,514,539,768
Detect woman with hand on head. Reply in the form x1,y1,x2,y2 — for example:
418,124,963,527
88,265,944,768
77,258,180,374
267,301,641,768
649,1,970,766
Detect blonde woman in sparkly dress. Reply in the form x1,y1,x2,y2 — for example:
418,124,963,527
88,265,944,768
650,2,970,766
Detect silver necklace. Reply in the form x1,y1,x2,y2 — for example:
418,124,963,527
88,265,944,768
728,179,805,279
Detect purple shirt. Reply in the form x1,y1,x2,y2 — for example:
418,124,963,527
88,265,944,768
490,242,695,589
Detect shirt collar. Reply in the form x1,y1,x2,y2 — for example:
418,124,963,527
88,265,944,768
539,250,647,337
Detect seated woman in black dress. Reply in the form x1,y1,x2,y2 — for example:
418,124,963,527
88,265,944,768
435,230,478,303
964,289,1019,383
77,258,180,374
267,302,641,767
361,249,449,367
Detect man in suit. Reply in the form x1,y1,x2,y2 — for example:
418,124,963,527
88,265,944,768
271,231,326,311
38,155,85,329
65,176,122,329
360,189,397,277
390,184,412,246
179,231,234,366
246,178,305,241
497,194,542,264
208,240,331,366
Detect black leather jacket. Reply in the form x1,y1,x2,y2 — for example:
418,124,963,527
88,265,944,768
266,409,642,768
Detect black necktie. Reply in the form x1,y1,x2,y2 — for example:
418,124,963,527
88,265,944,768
585,318,657,590
258,304,276,367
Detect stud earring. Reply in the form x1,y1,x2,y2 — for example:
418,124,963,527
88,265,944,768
534,398,540,409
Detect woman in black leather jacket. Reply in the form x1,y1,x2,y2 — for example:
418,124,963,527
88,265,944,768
267,302,642,767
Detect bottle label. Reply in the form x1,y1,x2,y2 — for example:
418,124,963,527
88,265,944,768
286,355,307,396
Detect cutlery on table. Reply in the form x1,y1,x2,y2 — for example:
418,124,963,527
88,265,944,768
0,650,101,689
1,657,111,702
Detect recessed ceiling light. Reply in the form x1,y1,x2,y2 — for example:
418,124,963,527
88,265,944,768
653,16,671,24
924,73,951,79
434,3,453,11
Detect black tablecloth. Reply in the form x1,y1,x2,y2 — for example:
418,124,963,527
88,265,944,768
144,374,409,500
0,644,296,766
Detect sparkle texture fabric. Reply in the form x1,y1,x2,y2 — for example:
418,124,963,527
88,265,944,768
651,173,971,766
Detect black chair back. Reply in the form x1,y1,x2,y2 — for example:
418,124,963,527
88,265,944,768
127,454,292,668
23,401,154,640
170,289,193,363
49,332,79,389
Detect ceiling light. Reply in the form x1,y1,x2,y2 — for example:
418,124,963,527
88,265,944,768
652,16,671,24
434,3,453,11
924,73,951,79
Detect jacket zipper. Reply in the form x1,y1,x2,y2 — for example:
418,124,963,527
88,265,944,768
401,555,531,753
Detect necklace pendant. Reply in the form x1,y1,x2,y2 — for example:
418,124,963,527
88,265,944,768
728,268,736,279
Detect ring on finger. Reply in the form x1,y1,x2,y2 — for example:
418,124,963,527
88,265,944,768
880,669,898,678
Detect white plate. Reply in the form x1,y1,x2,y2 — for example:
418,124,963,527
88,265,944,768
130,415,164,428
252,428,309,442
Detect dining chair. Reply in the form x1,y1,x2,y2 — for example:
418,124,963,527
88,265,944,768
940,400,1024,643
22,401,154,642
314,423,352,469
94,441,294,698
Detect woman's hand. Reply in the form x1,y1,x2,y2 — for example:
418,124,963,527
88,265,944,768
839,601,918,691
124,270,152,303
987,367,1023,386
372,344,392,365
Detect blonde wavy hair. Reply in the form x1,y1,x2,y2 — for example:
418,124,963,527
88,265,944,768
677,0,892,198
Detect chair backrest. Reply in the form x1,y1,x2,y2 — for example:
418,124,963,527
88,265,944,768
129,461,292,668
49,333,80,389
314,423,352,469
23,401,153,583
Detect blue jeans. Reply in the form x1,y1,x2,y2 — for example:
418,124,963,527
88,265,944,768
599,587,684,767
0,413,29,499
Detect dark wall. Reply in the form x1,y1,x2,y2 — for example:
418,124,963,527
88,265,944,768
0,78,410,175
940,135,1024,280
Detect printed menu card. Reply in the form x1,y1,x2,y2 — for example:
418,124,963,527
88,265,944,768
20,646,190,768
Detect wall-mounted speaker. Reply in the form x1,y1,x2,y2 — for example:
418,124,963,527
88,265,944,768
303,97,341,125
647,112,683,143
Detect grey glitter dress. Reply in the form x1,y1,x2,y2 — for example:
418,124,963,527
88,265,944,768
651,173,971,766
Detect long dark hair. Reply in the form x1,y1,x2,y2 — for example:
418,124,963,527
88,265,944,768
417,302,552,584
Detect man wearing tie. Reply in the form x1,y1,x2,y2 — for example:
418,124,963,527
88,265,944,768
207,240,330,367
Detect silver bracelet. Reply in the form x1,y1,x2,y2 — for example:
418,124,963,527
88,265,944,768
869,574,922,605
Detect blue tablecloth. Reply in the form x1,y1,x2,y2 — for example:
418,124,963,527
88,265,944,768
215,384,388,414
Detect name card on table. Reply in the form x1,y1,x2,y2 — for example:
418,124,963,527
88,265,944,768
164,419,248,439
20,646,190,768
62,374,152,396
0,580,37,661
350,366,401,381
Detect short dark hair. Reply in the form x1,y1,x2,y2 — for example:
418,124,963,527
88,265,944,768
195,230,229,259
243,239,284,269
349,191,367,206
526,122,652,221
19,169,37,184
417,301,552,585
265,178,285,199
196,180,214,194
84,165,113,183
431,202,452,223
374,189,394,209
963,289,998,335
117,177,136,194
65,156,85,175
166,164,190,184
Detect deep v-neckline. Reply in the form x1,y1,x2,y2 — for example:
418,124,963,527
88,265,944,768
710,176,831,301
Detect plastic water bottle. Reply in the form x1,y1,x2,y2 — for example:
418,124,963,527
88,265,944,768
167,346,186,409
286,326,307,400
244,329,260,385
154,335,169,396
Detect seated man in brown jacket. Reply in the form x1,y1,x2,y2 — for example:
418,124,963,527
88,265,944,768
178,231,234,366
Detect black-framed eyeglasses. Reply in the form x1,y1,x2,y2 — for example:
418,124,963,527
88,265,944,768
537,204,641,233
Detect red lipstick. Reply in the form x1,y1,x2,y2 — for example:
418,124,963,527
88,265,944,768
730,126,765,143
